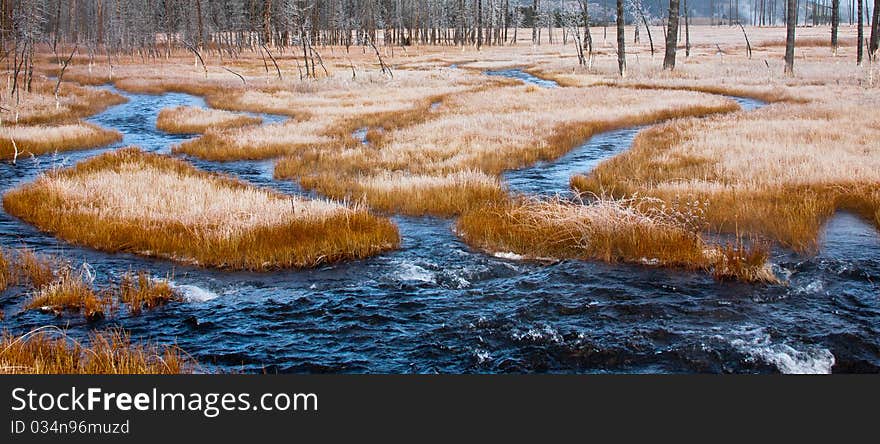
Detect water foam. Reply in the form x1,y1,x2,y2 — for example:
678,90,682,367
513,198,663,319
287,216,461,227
728,328,834,374
171,283,220,302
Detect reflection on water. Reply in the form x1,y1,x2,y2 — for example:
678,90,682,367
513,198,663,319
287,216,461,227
0,77,878,374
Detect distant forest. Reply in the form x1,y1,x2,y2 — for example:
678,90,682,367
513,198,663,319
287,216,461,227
0,0,872,53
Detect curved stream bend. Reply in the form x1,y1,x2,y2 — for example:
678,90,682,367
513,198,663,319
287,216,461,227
0,73,877,374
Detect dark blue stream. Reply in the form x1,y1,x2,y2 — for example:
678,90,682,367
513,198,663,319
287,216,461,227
0,72,877,374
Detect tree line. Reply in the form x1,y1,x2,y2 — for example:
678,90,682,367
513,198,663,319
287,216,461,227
1,0,878,92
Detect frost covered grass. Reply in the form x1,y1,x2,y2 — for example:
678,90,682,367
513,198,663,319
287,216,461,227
457,196,777,283
1,76,126,125
572,97,880,251
0,328,195,374
3,148,399,269
172,119,333,161
0,75,123,161
156,106,262,134
173,69,484,161
0,122,122,161
276,84,738,215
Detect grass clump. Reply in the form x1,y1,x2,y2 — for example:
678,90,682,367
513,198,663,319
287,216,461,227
0,122,122,161
0,249,13,292
0,328,195,374
23,270,106,321
118,271,181,314
457,196,777,283
156,106,262,134
3,147,399,270
15,249,58,289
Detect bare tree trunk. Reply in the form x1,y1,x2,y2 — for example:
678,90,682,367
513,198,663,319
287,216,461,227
858,0,864,64
785,0,797,75
684,0,690,56
617,0,625,76
871,0,880,58
664,0,680,69
195,0,204,49
639,4,656,57
532,0,539,44
263,0,272,45
477,0,483,49
831,0,839,53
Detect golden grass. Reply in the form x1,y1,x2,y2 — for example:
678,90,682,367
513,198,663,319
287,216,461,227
14,249,58,289
275,85,739,216
23,270,106,321
457,196,777,283
1,77,126,125
0,328,194,374
0,249,12,292
173,119,333,161
118,271,180,314
156,106,262,134
0,122,122,160
572,98,880,251
173,69,485,162
3,148,399,269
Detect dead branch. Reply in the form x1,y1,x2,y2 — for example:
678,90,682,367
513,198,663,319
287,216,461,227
222,67,247,85
54,44,78,102
183,41,208,78
261,44,283,81
738,23,753,59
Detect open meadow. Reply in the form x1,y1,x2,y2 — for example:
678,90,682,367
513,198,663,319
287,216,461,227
1,21,878,374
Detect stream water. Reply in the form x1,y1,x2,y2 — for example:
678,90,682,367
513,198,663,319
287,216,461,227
1,71,877,373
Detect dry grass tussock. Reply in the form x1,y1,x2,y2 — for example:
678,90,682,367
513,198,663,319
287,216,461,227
14,249,59,289
572,98,880,251
23,269,107,321
0,328,195,374
3,148,399,269
156,106,262,134
117,271,181,314
457,196,777,283
276,85,738,216
0,122,122,161
0,249,12,292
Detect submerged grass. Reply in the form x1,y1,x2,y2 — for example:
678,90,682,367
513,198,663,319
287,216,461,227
118,271,181,314
3,148,399,270
3,248,184,318
0,328,195,374
15,249,58,289
0,250,12,292
23,270,106,321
